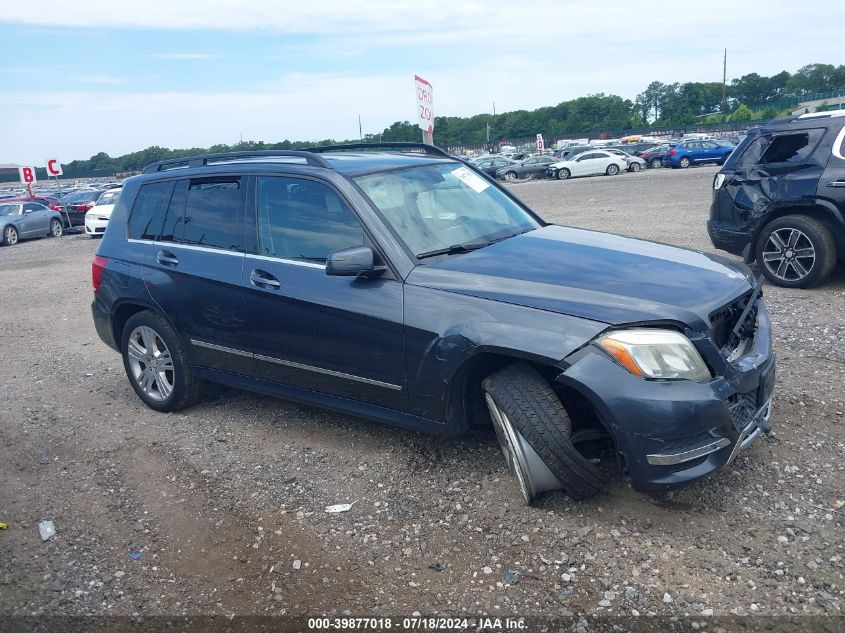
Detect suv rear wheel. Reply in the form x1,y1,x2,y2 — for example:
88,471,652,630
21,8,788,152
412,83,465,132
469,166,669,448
755,215,837,288
121,311,201,412
482,364,607,503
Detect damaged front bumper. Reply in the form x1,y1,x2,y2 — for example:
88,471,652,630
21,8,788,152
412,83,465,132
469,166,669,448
556,301,775,492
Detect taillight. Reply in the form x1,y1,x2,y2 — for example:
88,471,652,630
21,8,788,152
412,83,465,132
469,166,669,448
92,255,107,292
49,203,61,211
80,203,94,211
667,149,677,156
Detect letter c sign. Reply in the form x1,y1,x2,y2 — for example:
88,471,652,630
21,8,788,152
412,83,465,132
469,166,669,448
46,159,63,177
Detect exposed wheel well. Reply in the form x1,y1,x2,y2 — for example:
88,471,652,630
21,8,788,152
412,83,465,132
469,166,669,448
448,353,612,437
754,206,844,260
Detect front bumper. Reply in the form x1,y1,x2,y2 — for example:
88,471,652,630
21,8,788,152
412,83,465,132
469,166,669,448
557,302,775,492
85,215,109,235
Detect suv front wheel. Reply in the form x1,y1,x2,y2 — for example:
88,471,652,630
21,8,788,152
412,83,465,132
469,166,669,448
755,215,837,288
121,311,202,412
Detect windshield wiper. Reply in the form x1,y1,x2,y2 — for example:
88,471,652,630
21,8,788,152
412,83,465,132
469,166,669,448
415,241,491,260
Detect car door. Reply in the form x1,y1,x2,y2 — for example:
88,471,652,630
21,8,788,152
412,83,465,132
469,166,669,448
139,176,257,376
819,125,845,211
577,152,605,176
241,174,407,411
23,203,50,236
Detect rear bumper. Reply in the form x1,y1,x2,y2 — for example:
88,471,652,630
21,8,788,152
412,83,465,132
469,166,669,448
556,306,775,492
92,296,118,351
707,218,752,257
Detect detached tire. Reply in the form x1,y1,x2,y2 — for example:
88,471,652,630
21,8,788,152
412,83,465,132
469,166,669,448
483,364,607,502
121,310,202,412
754,214,837,288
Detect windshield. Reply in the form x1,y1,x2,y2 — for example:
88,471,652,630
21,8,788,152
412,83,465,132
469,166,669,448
355,163,541,259
96,190,121,206
0,204,22,216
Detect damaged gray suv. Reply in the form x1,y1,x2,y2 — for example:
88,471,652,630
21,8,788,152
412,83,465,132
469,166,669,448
709,111,845,288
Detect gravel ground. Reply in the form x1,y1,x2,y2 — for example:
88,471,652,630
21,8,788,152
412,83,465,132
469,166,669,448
0,166,843,629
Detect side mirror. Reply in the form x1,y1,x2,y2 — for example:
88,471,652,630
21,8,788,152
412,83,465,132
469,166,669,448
326,246,379,277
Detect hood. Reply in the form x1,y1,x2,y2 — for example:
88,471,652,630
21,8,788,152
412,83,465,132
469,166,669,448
407,225,753,329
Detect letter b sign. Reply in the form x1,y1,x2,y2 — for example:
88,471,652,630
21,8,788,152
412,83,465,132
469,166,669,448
18,166,37,184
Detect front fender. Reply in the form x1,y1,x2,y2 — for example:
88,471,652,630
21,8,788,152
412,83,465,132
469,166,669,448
403,284,607,423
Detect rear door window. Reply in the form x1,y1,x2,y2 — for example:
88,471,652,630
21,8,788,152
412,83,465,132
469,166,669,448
182,177,245,251
759,129,824,165
128,181,171,240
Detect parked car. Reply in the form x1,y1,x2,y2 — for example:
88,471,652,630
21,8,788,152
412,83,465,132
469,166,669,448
665,140,734,168
635,145,671,168
603,148,647,172
548,150,628,179
2,195,63,211
92,144,775,503
472,156,517,177
0,201,63,246
59,190,105,227
709,111,845,288
85,188,122,237
495,155,557,181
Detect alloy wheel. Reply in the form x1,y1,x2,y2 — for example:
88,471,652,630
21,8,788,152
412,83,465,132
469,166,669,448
50,219,63,237
126,325,175,401
762,228,816,283
4,226,18,245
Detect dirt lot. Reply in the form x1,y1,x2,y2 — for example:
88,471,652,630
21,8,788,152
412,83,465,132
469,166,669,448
1,166,843,627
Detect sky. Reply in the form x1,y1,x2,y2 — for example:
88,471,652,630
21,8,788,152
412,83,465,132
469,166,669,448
0,1,842,165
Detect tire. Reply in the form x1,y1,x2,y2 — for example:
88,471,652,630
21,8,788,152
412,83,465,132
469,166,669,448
49,218,63,237
120,311,202,412
557,168,571,180
629,162,641,173
606,164,619,175
754,215,837,288
482,363,607,502
650,158,662,169
679,157,691,168
503,171,517,182
2,225,18,246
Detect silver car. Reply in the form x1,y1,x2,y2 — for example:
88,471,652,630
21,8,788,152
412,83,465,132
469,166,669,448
0,202,64,246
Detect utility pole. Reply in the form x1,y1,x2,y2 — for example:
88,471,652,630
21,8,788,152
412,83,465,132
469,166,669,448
492,100,496,116
358,114,363,141
721,48,727,121
486,121,490,142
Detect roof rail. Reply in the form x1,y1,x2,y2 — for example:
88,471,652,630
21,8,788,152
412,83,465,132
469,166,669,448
306,142,453,159
142,150,332,174
796,110,845,120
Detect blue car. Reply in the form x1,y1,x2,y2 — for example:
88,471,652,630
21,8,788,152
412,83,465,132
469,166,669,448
665,139,735,168
90,144,775,503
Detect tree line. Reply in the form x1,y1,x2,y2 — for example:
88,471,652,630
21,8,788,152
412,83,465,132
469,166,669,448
66,63,845,175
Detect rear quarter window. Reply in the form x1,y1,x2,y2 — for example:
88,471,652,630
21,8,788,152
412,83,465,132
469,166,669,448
128,181,171,240
759,129,824,165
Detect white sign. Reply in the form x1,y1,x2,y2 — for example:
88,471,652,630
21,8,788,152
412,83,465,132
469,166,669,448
18,166,37,184
45,158,63,177
536,134,545,151
415,75,434,133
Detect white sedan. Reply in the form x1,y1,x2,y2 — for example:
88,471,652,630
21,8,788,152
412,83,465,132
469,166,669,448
547,150,628,180
84,188,122,237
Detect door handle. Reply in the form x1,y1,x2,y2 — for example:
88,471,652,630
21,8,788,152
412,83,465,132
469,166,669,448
250,269,281,290
825,181,845,188
156,250,179,266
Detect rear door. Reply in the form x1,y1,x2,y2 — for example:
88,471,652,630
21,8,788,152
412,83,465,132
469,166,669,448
241,174,407,410
141,175,256,376
818,123,845,212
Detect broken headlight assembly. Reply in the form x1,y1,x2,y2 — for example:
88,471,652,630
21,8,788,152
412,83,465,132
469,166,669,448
596,329,712,382
713,173,726,190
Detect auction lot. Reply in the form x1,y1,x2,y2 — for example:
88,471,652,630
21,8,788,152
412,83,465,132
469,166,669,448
1,166,843,622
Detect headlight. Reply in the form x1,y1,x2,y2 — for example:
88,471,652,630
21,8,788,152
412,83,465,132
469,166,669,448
714,174,726,190
596,329,712,381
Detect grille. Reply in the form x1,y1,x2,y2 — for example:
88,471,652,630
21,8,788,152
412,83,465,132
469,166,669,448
728,392,757,431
